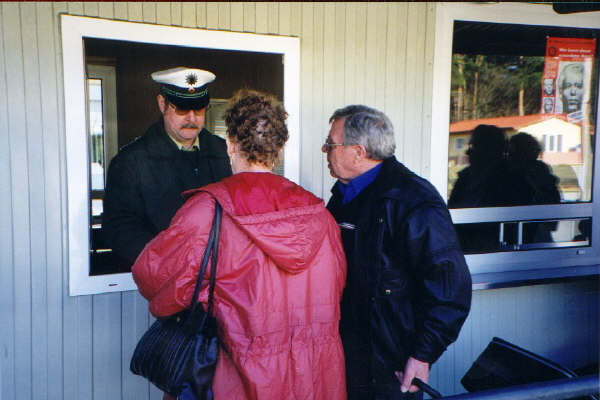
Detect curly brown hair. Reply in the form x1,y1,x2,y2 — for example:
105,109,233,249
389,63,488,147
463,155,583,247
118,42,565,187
223,89,289,167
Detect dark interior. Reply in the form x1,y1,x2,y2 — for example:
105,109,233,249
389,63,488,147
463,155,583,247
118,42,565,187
84,38,284,147
453,21,600,57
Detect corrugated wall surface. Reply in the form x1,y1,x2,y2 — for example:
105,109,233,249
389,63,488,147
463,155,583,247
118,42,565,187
0,2,597,399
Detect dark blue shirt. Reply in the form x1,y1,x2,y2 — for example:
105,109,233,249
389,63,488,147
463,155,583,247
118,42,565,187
335,162,383,205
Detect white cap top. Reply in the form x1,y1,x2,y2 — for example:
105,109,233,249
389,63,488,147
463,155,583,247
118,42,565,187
151,67,215,90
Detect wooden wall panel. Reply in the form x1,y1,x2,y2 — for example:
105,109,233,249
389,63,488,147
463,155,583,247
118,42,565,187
114,2,128,21
0,5,16,400
299,2,314,192
401,4,427,173
0,3,597,400
98,3,115,20
3,4,33,400
230,3,243,32
206,2,219,30
243,2,255,32
20,4,48,399
68,2,84,15
196,3,207,28
142,2,155,23
83,2,99,17
35,3,65,398
218,2,230,30
310,2,325,197
181,2,197,28
93,294,123,399
431,280,600,394
254,2,268,34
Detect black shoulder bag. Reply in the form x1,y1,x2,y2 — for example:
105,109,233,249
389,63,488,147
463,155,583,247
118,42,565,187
130,202,222,399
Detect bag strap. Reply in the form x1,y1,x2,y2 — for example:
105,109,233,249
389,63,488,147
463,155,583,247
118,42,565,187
205,202,221,317
189,201,222,314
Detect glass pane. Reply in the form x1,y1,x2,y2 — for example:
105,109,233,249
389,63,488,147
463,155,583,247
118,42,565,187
88,78,105,191
454,217,591,254
447,21,598,208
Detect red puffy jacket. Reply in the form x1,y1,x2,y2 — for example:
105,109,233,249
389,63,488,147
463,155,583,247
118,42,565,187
132,172,347,399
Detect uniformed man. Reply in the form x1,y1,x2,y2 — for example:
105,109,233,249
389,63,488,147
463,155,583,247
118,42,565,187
103,67,232,271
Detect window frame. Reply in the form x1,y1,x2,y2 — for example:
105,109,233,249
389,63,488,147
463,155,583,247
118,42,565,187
430,3,600,284
61,15,300,296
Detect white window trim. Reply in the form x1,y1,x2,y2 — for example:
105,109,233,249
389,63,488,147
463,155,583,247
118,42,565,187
430,3,600,279
61,15,300,296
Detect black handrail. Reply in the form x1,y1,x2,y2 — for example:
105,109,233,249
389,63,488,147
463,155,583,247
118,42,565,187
438,374,599,400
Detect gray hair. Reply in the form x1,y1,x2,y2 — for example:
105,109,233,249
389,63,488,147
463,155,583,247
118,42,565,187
558,63,584,89
329,105,395,160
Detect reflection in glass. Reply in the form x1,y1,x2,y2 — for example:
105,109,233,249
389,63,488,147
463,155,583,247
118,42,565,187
448,21,597,206
88,79,105,193
455,217,591,254
87,77,116,275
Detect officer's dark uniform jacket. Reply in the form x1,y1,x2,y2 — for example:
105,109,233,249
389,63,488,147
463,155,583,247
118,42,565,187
327,156,472,395
103,120,232,267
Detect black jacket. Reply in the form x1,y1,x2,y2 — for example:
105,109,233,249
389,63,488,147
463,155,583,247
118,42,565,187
327,156,472,390
103,121,231,267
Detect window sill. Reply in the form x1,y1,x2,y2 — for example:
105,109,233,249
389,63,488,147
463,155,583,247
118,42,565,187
471,264,599,290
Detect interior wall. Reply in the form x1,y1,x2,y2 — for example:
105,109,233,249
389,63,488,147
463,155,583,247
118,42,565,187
0,3,597,400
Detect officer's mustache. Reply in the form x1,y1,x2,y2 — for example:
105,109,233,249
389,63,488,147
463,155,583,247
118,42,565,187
181,123,199,129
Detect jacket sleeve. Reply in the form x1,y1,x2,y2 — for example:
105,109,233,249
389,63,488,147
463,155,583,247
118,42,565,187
103,154,155,264
131,193,215,318
402,203,472,364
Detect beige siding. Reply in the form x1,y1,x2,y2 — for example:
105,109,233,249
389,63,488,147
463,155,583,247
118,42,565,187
0,2,597,399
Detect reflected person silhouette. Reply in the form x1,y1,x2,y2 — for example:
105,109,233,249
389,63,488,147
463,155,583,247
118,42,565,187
448,125,511,252
506,132,560,244
449,125,512,208
507,132,560,206
448,125,538,253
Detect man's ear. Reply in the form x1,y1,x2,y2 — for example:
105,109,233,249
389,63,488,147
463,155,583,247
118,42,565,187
354,144,369,161
157,94,166,114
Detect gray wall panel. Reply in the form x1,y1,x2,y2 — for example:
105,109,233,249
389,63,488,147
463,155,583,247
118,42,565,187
67,2,83,16
0,4,16,400
121,292,152,399
35,1,64,396
3,3,33,400
432,280,600,395
92,294,122,399
0,3,597,400
20,4,49,399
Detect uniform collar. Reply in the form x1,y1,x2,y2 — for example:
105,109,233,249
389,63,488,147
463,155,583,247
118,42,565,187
168,134,200,151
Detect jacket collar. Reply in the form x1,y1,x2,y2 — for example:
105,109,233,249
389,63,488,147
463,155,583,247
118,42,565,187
371,156,414,199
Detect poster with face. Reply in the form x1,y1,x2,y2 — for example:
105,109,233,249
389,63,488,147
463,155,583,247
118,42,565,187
541,37,596,123
557,62,585,114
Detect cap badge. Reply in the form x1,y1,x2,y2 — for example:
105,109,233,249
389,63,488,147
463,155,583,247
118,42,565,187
186,73,198,93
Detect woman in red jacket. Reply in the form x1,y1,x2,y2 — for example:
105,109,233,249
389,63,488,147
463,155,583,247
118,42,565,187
132,89,347,400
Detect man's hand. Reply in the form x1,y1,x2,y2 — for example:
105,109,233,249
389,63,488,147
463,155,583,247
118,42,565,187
395,357,430,393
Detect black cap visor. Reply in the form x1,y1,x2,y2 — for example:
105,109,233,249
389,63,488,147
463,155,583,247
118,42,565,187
160,84,210,110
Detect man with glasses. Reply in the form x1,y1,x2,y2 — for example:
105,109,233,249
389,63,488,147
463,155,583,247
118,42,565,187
103,67,231,271
323,105,471,399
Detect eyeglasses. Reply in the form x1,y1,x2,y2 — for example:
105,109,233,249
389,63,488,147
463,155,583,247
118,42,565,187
167,101,210,116
321,140,346,152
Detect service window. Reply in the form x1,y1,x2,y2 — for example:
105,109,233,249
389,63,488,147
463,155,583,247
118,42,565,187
61,15,300,295
431,3,600,284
